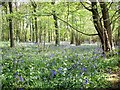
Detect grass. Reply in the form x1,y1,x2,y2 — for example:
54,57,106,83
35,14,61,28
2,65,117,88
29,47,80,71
0,42,120,89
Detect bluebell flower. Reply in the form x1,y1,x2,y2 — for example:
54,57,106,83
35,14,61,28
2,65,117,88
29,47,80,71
20,75,24,82
21,60,24,63
82,67,87,71
85,78,88,84
15,72,18,75
51,70,56,77
86,57,88,60
50,54,54,58
18,88,24,90
14,72,18,78
58,68,63,74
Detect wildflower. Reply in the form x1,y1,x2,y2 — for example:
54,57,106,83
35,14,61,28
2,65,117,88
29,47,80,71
51,70,56,77
50,54,54,58
18,88,24,90
21,60,24,63
14,72,18,78
82,67,87,71
85,78,88,84
58,68,62,74
20,75,24,82
15,72,18,75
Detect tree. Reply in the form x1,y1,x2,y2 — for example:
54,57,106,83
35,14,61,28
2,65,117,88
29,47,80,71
118,1,120,55
82,1,115,54
30,0,38,43
8,2,14,47
51,1,60,46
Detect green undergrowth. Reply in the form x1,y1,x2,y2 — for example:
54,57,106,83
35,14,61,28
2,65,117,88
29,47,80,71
0,43,120,89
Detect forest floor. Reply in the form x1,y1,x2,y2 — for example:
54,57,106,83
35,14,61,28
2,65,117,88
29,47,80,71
16,41,120,88
0,42,120,88
1,41,120,89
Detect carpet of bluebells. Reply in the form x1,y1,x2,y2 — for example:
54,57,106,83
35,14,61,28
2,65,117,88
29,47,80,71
0,42,120,89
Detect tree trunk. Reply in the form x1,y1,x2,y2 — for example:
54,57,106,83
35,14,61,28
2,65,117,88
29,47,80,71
8,2,14,47
39,25,42,43
91,2,112,54
15,2,19,42
32,18,35,42
118,1,120,55
70,13,74,44
1,10,4,41
48,17,51,42
51,1,60,46
30,21,32,42
100,2,114,51
35,16,38,43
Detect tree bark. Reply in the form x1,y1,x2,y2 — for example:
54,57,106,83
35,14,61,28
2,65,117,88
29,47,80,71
8,2,14,47
35,15,38,43
118,1,120,55
15,2,19,42
51,1,60,46
32,18,35,42
1,9,4,41
100,2,114,51
91,2,113,54
70,13,74,44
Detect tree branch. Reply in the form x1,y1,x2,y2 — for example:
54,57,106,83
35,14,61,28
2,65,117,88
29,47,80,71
81,2,92,12
56,16,98,36
109,15,120,26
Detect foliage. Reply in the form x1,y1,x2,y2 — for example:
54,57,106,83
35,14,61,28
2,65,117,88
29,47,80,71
1,43,119,89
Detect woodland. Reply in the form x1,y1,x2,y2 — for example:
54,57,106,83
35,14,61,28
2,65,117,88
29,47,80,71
0,0,120,89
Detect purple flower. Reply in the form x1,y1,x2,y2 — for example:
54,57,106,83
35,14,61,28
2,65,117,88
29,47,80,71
18,88,24,90
50,54,54,59
14,72,18,78
93,51,96,55
85,78,88,84
58,68,62,74
21,60,24,63
82,67,87,71
51,70,57,77
20,75,24,82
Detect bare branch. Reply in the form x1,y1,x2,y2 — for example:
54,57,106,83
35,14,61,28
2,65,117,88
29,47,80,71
111,9,119,21
109,15,120,26
56,16,98,36
81,2,92,12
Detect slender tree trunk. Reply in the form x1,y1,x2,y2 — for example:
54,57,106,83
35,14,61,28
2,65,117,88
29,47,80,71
118,1,120,55
30,1,38,43
8,2,14,47
43,27,46,47
35,16,38,43
25,29,27,42
48,17,51,42
32,18,35,42
1,10,4,41
30,21,32,42
39,25,42,43
51,29,53,41
22,20,25,42
70,13,74,44
19,21,21,42
51,1,60,46
15,2,19,42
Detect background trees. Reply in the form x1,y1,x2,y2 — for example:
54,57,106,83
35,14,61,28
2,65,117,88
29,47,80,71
0,1,119,53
